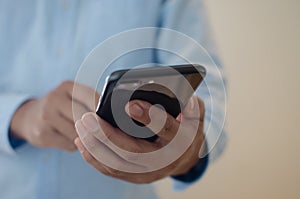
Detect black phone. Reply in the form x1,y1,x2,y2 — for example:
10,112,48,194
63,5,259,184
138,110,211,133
96,64,206,142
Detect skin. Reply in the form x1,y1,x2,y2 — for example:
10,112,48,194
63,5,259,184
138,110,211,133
10,80,205,184
10,81,99,151
74,95,205,184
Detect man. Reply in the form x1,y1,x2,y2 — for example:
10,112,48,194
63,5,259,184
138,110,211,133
0,0,226,198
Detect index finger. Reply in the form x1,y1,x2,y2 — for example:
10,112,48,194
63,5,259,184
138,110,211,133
63,81,100,111
81,113,157,153
125,100,180,142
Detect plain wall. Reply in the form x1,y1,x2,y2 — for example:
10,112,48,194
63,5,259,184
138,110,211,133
155,0,300,198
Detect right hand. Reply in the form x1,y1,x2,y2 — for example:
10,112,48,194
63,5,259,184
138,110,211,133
10,81,99,151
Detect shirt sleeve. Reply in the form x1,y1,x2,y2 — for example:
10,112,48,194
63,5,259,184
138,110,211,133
0,93,31,155
156,0,227,190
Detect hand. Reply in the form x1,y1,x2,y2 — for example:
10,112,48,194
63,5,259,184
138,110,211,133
10,81,99,151
74,95,205,183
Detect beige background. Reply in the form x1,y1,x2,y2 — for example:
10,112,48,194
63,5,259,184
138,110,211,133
155,0,300,198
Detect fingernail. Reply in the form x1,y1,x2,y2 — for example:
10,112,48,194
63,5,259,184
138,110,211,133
83,113,99,132
130,103,144,117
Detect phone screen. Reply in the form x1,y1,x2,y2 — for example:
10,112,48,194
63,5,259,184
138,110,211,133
96,64,205,141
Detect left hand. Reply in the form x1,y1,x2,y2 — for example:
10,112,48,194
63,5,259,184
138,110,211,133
74,95,205,184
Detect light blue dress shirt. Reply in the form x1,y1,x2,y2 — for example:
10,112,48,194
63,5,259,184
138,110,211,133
0,0,227,198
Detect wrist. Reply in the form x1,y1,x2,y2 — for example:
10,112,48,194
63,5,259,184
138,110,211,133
171,153,200,176
171,154,209,183
9,99,36,141
171,140,209,183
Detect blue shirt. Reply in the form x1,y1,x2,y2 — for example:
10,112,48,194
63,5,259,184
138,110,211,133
0,0,227,198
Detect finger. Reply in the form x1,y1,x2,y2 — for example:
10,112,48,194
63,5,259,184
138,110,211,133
80,113,157,166
98,163,166,184
47,88,89,123
43,101,78,141
75,138,165,184
75,120,145,171
90,156,169,184
74,137,113,175
82,112,155,150
177,96,204,131
74,137,87,154
59,93,90,123
181,96,204,121
61,81,99,111
125,100,179,142
71,100,91,121
53,117,78,141
75,137,148,179
75,138,124,178
45,128,77,151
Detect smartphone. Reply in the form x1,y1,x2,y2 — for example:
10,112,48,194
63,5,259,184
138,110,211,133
96,64,206,142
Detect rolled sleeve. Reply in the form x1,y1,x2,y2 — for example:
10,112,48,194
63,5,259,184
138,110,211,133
0,94,31,155
172,154,209,191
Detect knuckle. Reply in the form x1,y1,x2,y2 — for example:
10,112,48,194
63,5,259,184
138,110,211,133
45,92,58,103
33,128,44,140
52,81,73,96
33,126,51,147
59,80,73,88
42,94,58,111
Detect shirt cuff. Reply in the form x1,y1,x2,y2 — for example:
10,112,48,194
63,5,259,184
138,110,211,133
0,94,31,155
8,129,26,149
171,153,209,191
